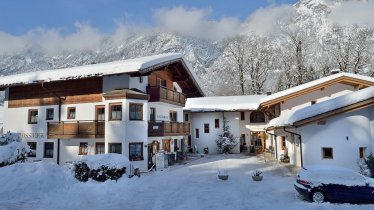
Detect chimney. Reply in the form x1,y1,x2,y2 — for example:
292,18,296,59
330,69,340,75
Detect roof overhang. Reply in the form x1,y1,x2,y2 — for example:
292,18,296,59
294,98,374,127
260,75,374,108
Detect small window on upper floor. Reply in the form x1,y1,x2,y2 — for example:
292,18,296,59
170,111,177,122
139,76,143,83
359,147,367,159
46,108,54,120
215,119,219,128
28,109,38,124
204,124,209,133
250,111,265,123
67,107,76,119
157,78,167,87
240,112,245,121
322,147,333,159
129,103,143,121
185,113,189,122
110,103,122,121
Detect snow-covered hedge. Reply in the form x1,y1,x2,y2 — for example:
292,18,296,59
73,154,129,182
0,132,30,167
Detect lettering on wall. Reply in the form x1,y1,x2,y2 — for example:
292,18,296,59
20,133,45,139
156,115,169,120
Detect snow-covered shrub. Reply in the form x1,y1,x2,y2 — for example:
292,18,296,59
358,153,374,178
0,132,30,167
73,154,128,182
216,120,238,154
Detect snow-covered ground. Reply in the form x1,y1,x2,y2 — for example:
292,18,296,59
0,154,373,210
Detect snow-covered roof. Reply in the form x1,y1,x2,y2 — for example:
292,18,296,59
267,86,374,128
0,53,204,96
185,95,266,112
260,73,374,105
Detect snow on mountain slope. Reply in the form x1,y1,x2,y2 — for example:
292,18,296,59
0,0,371,96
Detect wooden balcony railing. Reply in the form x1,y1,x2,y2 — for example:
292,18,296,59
147,86,186,106
148,121,190,137
47,120,105,139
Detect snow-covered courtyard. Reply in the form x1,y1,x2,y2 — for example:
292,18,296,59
0,154,373,210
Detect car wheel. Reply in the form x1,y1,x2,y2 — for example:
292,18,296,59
312,190,325,203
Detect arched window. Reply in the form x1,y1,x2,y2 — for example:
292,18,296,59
250,111,265,123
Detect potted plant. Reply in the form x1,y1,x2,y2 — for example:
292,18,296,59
252,170,263,181
218,169,229,180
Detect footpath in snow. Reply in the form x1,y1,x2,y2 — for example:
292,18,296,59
0,154,373,210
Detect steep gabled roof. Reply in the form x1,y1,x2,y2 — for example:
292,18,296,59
0,53,205,96
185,95,266,112
260,73,374,108
267,86,374,128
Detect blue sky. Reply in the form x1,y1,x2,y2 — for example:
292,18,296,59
0,0,298,35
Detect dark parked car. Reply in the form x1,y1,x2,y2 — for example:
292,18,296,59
294,165,374,203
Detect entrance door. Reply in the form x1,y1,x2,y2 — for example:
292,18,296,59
250,131,265,153
95,105,105,121
148,141,160,169
162,139,171,152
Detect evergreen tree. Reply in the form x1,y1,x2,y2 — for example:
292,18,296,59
216,119,238,154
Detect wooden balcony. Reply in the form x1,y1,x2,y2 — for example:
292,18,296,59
148,121,190,137
147,86,186,106
47,120,105,139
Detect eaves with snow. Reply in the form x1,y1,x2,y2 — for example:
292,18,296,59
260,72,374,107
0,53,205,96
267,86,374,129
184,95,266,112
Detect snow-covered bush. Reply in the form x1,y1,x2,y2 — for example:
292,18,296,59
73,154,129,182
360,153,374,178
0,132,30,167
216,119,238,154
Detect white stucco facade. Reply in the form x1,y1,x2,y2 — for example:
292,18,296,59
189,111,268,154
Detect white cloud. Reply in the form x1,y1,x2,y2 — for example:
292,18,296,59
244,4,294,35
0,23,104,55
329,0,374,26
153,6,244,40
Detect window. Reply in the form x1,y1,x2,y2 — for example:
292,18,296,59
195,128,199,138
129,103,143,120
311,100,316,105
185,113,189,122
109,143,122,154
27,142,37,157
79,142,88,155
240,112,245,121
150,108,156,121
44,142,54,158
110,103,122,120
46,108,54,120
215,119,219,128
169,111,177,122
28,109,38,124
359,147,367,159
157,78,167,87
139,76,143,83
96,106,105,121
174,139,178,151
250,111,265,123
96,142,105,154
322,147,333,159
67,107,76,119
241,134,246,145
129,143,143,161
204,124,209,133
281,137,286,150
